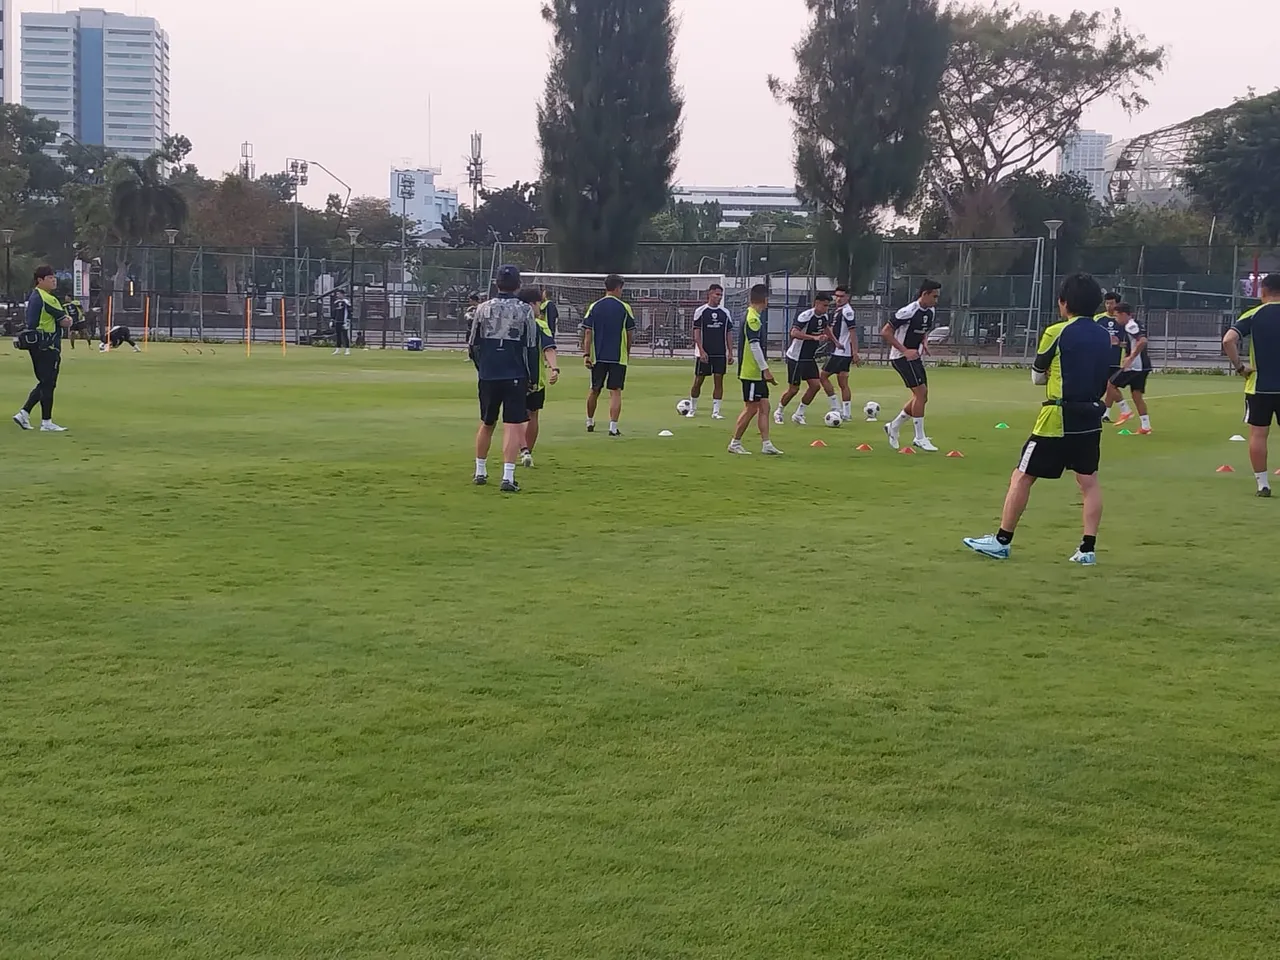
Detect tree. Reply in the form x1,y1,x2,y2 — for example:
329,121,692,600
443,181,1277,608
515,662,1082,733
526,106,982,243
538,0,683,271
345,196,411,247
442,181,545,246
640,199,724,243
256,172,296,203
1185,90,1280,245
771,0,948,287
110,153,190,306
933,4,1164,196
0,104,65,205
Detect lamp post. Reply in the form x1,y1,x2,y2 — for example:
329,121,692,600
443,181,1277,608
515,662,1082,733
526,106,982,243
347,227,361,344
1044,219,1064,313
533,227,549,273
165,228,179,339
2,229,13,312
288,159,309,331
761,223,777,275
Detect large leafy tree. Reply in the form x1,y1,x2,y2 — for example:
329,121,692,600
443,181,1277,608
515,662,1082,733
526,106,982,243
933,3,1164,198
1185,90,1280,245
443,181,545,247
538,0,683,272
771,0,948,287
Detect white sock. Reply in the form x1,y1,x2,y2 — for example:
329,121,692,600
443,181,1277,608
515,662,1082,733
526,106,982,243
1257,471,1271,491
1140,415,1151,429
893,410,910,428
502,463,515,483
586,417,594,427
689,398,698,413
842,401,851,417
775,403,784,416
42,419,53,427
829,395,840,410
475,458,487,477
1119,400,1132,415
913,417,926,440
609,420,618,433
797,403,807,416
712,399,721,415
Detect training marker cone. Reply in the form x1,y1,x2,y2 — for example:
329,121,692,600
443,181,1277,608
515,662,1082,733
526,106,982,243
1216,465,1235,473
1230,435,1246,442
946,450,965,458
658,430,674,437
995,422,1010,430
900,446,916,455
810,440,827,448
856,443,873,452
1117,429,1134,435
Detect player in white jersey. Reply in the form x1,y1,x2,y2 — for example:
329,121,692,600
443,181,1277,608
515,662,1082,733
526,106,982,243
773,292,832,426
881,280,941,452
820,286,861,421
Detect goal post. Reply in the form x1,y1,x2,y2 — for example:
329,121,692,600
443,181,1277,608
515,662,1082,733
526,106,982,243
523,272,731,356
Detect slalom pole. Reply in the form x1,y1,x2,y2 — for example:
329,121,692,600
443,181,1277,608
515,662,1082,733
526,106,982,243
245,298,252,358
280,297,287,356
104,295,113,352
143,294,151,352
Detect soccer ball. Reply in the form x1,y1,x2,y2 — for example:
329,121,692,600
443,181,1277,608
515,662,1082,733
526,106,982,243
676,399,693,416
823,410,843,428
864,401,881,421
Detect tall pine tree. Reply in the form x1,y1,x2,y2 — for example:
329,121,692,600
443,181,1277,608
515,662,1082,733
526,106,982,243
538,0,683,273
771,0,949,287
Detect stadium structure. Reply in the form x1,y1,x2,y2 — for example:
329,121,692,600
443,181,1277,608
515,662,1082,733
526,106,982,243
1104,102,1243,207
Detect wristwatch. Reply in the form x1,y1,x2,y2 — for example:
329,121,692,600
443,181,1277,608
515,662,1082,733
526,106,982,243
551,366,561,373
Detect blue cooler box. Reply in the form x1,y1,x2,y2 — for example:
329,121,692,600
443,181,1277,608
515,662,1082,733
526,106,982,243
404,337,424,352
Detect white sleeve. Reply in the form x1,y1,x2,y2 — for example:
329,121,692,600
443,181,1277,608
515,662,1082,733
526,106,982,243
1125,319,1142,335
1032,369,1048,386
750,340,768,372
895,302,920,322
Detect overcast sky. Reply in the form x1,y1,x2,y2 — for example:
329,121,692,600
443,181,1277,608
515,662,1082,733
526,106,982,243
13,0,1275,204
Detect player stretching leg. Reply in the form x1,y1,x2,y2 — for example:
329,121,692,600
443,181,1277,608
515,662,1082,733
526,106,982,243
100,324,141,352
965,273,1113,563
684,284,733,420
774,292,831,426
1110,302,1153,434
821,286,861,421
729,284,783,456
882,280,941,451
1223,273,1280,498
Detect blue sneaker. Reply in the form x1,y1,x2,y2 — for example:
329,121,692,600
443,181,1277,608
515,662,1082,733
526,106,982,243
1068,550,1097,566
964,534,1010,560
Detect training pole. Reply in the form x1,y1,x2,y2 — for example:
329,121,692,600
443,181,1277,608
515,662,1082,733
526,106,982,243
104,295,113,352
143,294,151,352
280,297,287,356
245,297,252,358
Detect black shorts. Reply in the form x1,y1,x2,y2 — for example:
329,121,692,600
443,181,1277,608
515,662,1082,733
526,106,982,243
741,379,770,403
590,362,627,392
786,357,820,385
1016,432,1101,480
1244,393,1280,428
824,355,853,375
1107,365,1123,383
478,378,530,426
891,357,928,388
1111,370,1150,392
527,388,546,413
695,356,728,377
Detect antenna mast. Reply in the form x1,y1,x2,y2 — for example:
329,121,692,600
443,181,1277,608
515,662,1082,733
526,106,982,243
466,132,485,211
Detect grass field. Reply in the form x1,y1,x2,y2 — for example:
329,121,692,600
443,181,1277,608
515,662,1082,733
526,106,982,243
3,343,1279,959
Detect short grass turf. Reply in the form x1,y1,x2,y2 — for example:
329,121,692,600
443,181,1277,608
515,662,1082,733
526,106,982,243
2,344,1279,960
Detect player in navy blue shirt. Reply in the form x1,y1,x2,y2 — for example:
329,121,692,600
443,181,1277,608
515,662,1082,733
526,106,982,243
581,274,636,436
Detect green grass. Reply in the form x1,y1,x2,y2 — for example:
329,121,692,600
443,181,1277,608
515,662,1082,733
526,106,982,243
2,344,1278,959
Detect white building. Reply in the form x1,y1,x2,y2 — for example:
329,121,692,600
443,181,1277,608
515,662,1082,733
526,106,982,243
21,8,170,160
389,168,459,235
672,185,807,228
1,1,11,103
1057,130,1113,201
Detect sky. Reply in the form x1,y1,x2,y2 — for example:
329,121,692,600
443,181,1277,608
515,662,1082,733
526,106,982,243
10,0,1277,206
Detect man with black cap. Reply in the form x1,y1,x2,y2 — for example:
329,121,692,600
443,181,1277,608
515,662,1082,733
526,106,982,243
467,264,541,493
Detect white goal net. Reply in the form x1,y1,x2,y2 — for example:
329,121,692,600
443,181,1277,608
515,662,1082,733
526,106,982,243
523,273,743,356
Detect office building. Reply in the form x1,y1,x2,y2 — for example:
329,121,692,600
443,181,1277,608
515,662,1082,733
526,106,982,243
672,185,808,228
21,8,170,160
1,0,11,103
389,168,459,235
1057,130,1113,201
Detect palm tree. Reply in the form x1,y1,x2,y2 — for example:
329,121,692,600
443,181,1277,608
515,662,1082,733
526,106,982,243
110,153,188,308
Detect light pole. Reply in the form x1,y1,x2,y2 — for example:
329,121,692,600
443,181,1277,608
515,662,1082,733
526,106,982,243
288,159,309,331
347,226,361,345
761,223,777,276
2,229,13,311
533,227,549,273
165,228,179,339
1044,219,1064,311
397,173,416,289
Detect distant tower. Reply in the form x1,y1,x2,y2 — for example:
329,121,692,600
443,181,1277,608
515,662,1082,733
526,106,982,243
466,132,486,211
239,142,255,180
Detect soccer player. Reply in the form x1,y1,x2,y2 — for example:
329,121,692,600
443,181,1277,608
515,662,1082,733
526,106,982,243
1095,292,1124,421
820,286,861,421
517,287,561,468
729,284,783,456
964,273,1113,564
682,283,734,419
1223,273,1280,498
331,292,353,356
99,324,141,352
582,274,635,437
12,266,72,432
774,292,831,426
882,280,941,451
1111,302,1153,434
467,265,540,493
63,295,91,349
